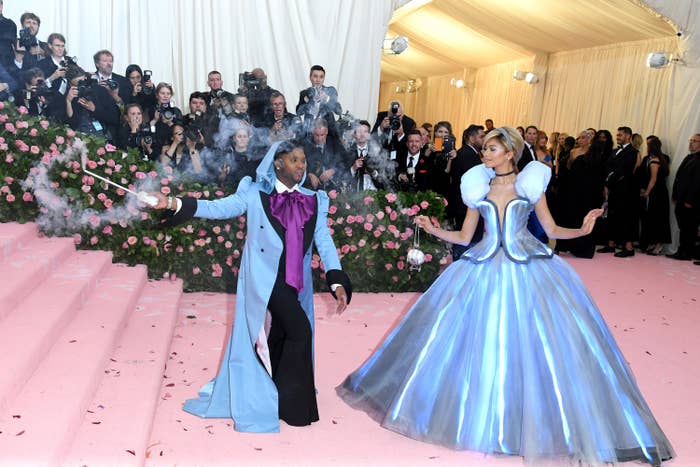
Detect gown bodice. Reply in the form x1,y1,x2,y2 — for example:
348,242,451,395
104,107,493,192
460,162,553,263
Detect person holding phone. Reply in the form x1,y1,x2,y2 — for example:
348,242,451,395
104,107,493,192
430,121,457,196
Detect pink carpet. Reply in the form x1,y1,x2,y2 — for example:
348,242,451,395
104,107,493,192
147,254,698,467
0,221,697,466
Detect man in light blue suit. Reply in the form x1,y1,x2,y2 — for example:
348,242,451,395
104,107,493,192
150,140,351,433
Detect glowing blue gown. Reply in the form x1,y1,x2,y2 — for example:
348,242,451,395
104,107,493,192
337,162,673,465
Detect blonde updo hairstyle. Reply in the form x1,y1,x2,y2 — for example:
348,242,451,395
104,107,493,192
483,126,524,171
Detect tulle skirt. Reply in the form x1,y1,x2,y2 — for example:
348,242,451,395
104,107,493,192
337,251,674,465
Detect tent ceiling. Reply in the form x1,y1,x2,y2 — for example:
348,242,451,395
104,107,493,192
382,0,677,81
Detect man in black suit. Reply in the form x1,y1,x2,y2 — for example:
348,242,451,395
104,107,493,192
0,0,16,67
296,65,341,134
203,70,235,117
449,124,485,259
517,125,538,171
668,134,700,262
93,49,130,107
396,130,431,192
372,100,415,157
347,120,386,191
38,33,69,95
303,118,346,191
598,126,639,257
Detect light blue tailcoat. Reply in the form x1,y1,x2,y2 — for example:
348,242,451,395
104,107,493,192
183,143,342,432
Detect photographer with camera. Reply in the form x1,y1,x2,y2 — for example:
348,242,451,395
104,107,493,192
124,64,156,110
215,126,261,189
38,33,70,94
147,82,183,157
64,65,120,142
302,118,345,191
66,66,120,142
93,49,130,107
348,120,386,192
263,91,300,143
11,67,60,117
238,67,277,126
184,91,218,148
9,12,45,82
396,129,432,193
204,70,235,116
372,100,415,156
296,65,342,135
428,121,457,196
160,122,203,177
115,103,155,160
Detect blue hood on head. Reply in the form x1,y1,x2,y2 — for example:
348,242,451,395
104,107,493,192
255,141,307,191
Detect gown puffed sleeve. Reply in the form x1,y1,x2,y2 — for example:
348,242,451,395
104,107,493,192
515,161,551,205
460,163,495,208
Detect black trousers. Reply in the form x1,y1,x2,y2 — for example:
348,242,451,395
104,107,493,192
266,278,319,426
675,204,699,257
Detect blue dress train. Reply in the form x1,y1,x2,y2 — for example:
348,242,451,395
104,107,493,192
337,162,673,465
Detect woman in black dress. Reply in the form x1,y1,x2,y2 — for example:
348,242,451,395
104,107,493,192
638,137,671,255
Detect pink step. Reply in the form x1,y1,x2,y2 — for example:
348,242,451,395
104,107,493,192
0,264,148,466
65,279,183,467
0,235,76,321
0,250,113,414
0,222,37,263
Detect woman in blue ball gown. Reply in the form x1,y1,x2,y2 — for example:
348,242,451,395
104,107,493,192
337,127,674,466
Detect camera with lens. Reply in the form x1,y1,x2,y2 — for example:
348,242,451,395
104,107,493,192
211,89,226,99
32,80,53,100
77,77,98,101
239,72,261,92
134,126,153,147
158,103,175,120
305,87,317,101
103,78,119,90
18,27,39,49
141,70,153,95
388,101,401,131
60,56,79,69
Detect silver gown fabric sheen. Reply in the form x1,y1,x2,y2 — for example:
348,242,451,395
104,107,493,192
337,162,673,465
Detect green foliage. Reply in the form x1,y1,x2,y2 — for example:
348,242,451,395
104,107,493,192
0,101,450,292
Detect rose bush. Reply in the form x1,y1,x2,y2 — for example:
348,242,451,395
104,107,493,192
0,102,449,292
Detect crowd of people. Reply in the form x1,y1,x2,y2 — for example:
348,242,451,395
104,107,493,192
1,6,698,264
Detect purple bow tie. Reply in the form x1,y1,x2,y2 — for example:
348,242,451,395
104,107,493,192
269,190,316,292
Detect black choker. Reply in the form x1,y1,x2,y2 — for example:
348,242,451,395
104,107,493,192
494,170,515,177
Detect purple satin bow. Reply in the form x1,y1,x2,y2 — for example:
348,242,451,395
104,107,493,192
269,190,316,292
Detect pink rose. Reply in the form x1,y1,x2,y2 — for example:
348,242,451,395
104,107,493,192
420,200,429,209
96,147,106,156
6,193,15,202
373,230,381,238
73,233,82,244
212,263,223,277
55,136,65,144
103,199,113,208
161,186,171,195
5,154,13,163
363,222,373,231
105,143,117,152
40,120,50,130
385,263,393,270
102,225,113,235
89,215,100,228
358,239,366,247
390,211,397,221
397,261,405,270
87,160,98,169
385,193,397,203
341,244,350,254
22,192,33,202
81,185,91,193
160,178,169,186
17,106,28,114
127,236,137,245
363,196,374,205
29,129,38,137
90,236,99,245
135,171,146,179
192,266,201,275
328,205,337,214
328,190,338,199
225,241,232,249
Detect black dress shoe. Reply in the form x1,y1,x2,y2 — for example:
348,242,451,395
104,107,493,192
597,246,616,253
666,253,691,260
614,249,635,258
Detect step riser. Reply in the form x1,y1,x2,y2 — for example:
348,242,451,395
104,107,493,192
0,237,76,321
66,280,183,467
0,265,148,465
0,223,37,263
0,251,113,415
